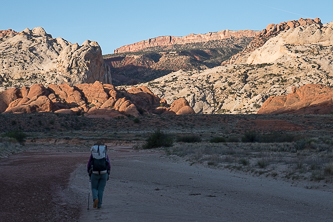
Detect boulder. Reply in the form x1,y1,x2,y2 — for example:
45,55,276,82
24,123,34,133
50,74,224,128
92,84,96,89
27,84,47,99
258,84,333,114
176,106,195,115
4,96,53,113
76,81,109,107
113,97,140,117
54,109,75,115
48,84,85,107
169,98,191,113
0,88,20,112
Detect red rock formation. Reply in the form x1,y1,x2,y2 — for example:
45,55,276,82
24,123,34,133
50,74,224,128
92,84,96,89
0,29,17,38
169,98,195,115
0,82,195,117
257,84,333,114
225,18,322,65
114,30,259,54
0,88,20,112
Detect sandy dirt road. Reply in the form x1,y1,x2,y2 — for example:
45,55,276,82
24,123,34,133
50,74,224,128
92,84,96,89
72,146,333,222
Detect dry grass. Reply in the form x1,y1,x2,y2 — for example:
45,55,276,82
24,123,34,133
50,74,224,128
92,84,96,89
164,139,333,184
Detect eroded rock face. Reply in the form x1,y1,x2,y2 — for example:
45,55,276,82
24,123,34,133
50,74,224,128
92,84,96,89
0,27,111,92
0,82,194,117
257,84,333,114
225,18,322,65
114,30,259,54
0,29,17,38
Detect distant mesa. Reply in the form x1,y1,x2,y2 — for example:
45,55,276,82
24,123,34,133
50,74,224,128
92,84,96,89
114,29,259,54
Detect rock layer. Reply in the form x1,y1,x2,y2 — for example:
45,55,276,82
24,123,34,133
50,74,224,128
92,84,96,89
0,27,111,92
114,30,259,54
0,82,194,117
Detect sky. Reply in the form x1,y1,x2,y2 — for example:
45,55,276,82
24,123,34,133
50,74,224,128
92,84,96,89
1,0,332,55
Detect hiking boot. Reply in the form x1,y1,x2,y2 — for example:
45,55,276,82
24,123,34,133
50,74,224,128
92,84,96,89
93,199,99,208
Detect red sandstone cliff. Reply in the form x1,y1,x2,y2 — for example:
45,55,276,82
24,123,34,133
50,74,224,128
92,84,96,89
114,30,259,54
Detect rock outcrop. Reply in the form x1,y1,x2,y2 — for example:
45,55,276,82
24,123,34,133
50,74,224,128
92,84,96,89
106,33,255,85
134,19,333,114
0,82,194,117
0,29,17,39
114,30,259,54
246,20,332,64
225,18,322,65
257,84,333,114
0,27,111,92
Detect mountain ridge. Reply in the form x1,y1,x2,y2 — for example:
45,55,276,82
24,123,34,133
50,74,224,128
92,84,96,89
114,29,259,54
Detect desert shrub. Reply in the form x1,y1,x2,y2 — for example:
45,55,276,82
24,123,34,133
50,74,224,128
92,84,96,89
257,159,269,168
295,140,308,151
133,118,140,124
239,158,249,166
226,136,240,142
258,132,295,143
2,130,27,143
142,130,173,149
242,131,258,142
324,162,333,175
210,137,226,143
242,132,295,143
177,135,201,143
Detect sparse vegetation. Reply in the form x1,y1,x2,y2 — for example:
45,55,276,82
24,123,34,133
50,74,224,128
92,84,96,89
2,130,27,143
142,129,173,149
177,135,202,143
210,137,226,143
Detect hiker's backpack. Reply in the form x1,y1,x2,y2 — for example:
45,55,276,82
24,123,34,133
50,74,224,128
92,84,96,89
90,145,108,172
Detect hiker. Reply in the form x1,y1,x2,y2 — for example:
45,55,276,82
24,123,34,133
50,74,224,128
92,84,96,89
87,142,111,209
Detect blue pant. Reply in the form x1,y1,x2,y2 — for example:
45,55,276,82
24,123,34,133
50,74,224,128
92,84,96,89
91,173,108,208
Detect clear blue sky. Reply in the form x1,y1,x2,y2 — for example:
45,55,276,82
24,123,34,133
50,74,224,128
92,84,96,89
1,0,332,55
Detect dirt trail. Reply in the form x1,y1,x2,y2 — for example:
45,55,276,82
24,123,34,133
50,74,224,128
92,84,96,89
72,146,333,222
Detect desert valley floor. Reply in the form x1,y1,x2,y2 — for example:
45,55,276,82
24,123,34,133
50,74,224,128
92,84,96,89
0,113,333,221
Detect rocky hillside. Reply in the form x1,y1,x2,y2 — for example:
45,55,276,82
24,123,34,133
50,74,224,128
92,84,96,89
225,18,322,65
0,27,111,92
0,81,194,117
105,30,258,85
132,19,333,114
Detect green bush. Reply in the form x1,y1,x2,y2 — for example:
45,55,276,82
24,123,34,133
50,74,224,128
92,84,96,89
142,130,173,149
2,130,27,143
210,137,226,143
133,118,140,124
177,135,201,143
